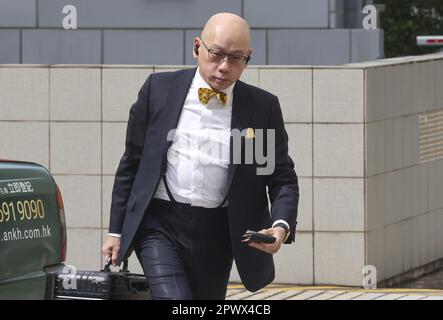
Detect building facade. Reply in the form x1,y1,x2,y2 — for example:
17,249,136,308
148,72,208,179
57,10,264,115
0,0,383,65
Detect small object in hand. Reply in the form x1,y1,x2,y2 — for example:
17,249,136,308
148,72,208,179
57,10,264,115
242,230,276,244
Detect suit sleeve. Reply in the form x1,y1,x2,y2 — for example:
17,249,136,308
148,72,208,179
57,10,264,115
108,74,153,233
266,95,299,244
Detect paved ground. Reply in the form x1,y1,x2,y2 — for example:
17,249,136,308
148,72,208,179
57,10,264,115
226,284,443,300
227,268,443,300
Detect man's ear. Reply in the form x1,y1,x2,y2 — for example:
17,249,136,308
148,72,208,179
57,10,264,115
193,38,200,59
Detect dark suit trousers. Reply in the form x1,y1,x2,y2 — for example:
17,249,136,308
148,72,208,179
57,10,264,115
133,198,233,300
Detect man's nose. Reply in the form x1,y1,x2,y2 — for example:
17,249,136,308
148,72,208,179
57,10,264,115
217,58,230,73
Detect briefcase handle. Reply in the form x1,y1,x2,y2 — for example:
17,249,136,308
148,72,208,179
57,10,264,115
103,256,129,273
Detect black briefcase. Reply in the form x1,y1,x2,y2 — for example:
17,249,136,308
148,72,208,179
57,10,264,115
53,258,151,300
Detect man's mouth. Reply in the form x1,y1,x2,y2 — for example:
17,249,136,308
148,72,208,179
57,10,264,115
214,77,229,82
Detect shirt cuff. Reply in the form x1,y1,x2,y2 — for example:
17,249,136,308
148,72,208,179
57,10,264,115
272,220,290,242
108,233,121,238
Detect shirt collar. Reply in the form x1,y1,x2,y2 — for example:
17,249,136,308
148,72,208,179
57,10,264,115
194,67,235,99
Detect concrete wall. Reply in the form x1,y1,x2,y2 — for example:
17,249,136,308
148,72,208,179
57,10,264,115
1,53,442,286
0,0,382,65
363,55,443,286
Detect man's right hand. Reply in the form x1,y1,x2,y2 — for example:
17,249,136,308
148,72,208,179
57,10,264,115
102,235,121,266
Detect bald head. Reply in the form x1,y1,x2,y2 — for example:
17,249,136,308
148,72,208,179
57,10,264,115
201,13,251,49
193,13,252,90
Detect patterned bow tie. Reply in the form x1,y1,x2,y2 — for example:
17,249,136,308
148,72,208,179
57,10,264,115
198,87,227,106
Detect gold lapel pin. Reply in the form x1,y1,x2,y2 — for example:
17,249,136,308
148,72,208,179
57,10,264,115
246,127,255,139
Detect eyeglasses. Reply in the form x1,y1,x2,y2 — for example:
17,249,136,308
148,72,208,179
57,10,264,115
200,39,251,65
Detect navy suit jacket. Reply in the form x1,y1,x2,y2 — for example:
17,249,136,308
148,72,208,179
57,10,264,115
109,67,299,292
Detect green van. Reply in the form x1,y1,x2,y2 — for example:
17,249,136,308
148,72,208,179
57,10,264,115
0,160,67,299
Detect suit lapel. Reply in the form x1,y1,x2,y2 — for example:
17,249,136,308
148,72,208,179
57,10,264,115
227,80,254,191
164,68,197,150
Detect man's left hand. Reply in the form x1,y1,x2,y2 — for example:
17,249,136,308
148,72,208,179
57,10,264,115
244,226,286,254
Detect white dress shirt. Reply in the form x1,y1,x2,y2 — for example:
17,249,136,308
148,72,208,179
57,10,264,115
153,68,233,207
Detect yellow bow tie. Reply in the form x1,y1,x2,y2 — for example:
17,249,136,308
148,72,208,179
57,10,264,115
198,87,227,106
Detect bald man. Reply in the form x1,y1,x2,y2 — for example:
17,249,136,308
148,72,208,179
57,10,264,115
102,13,299,300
